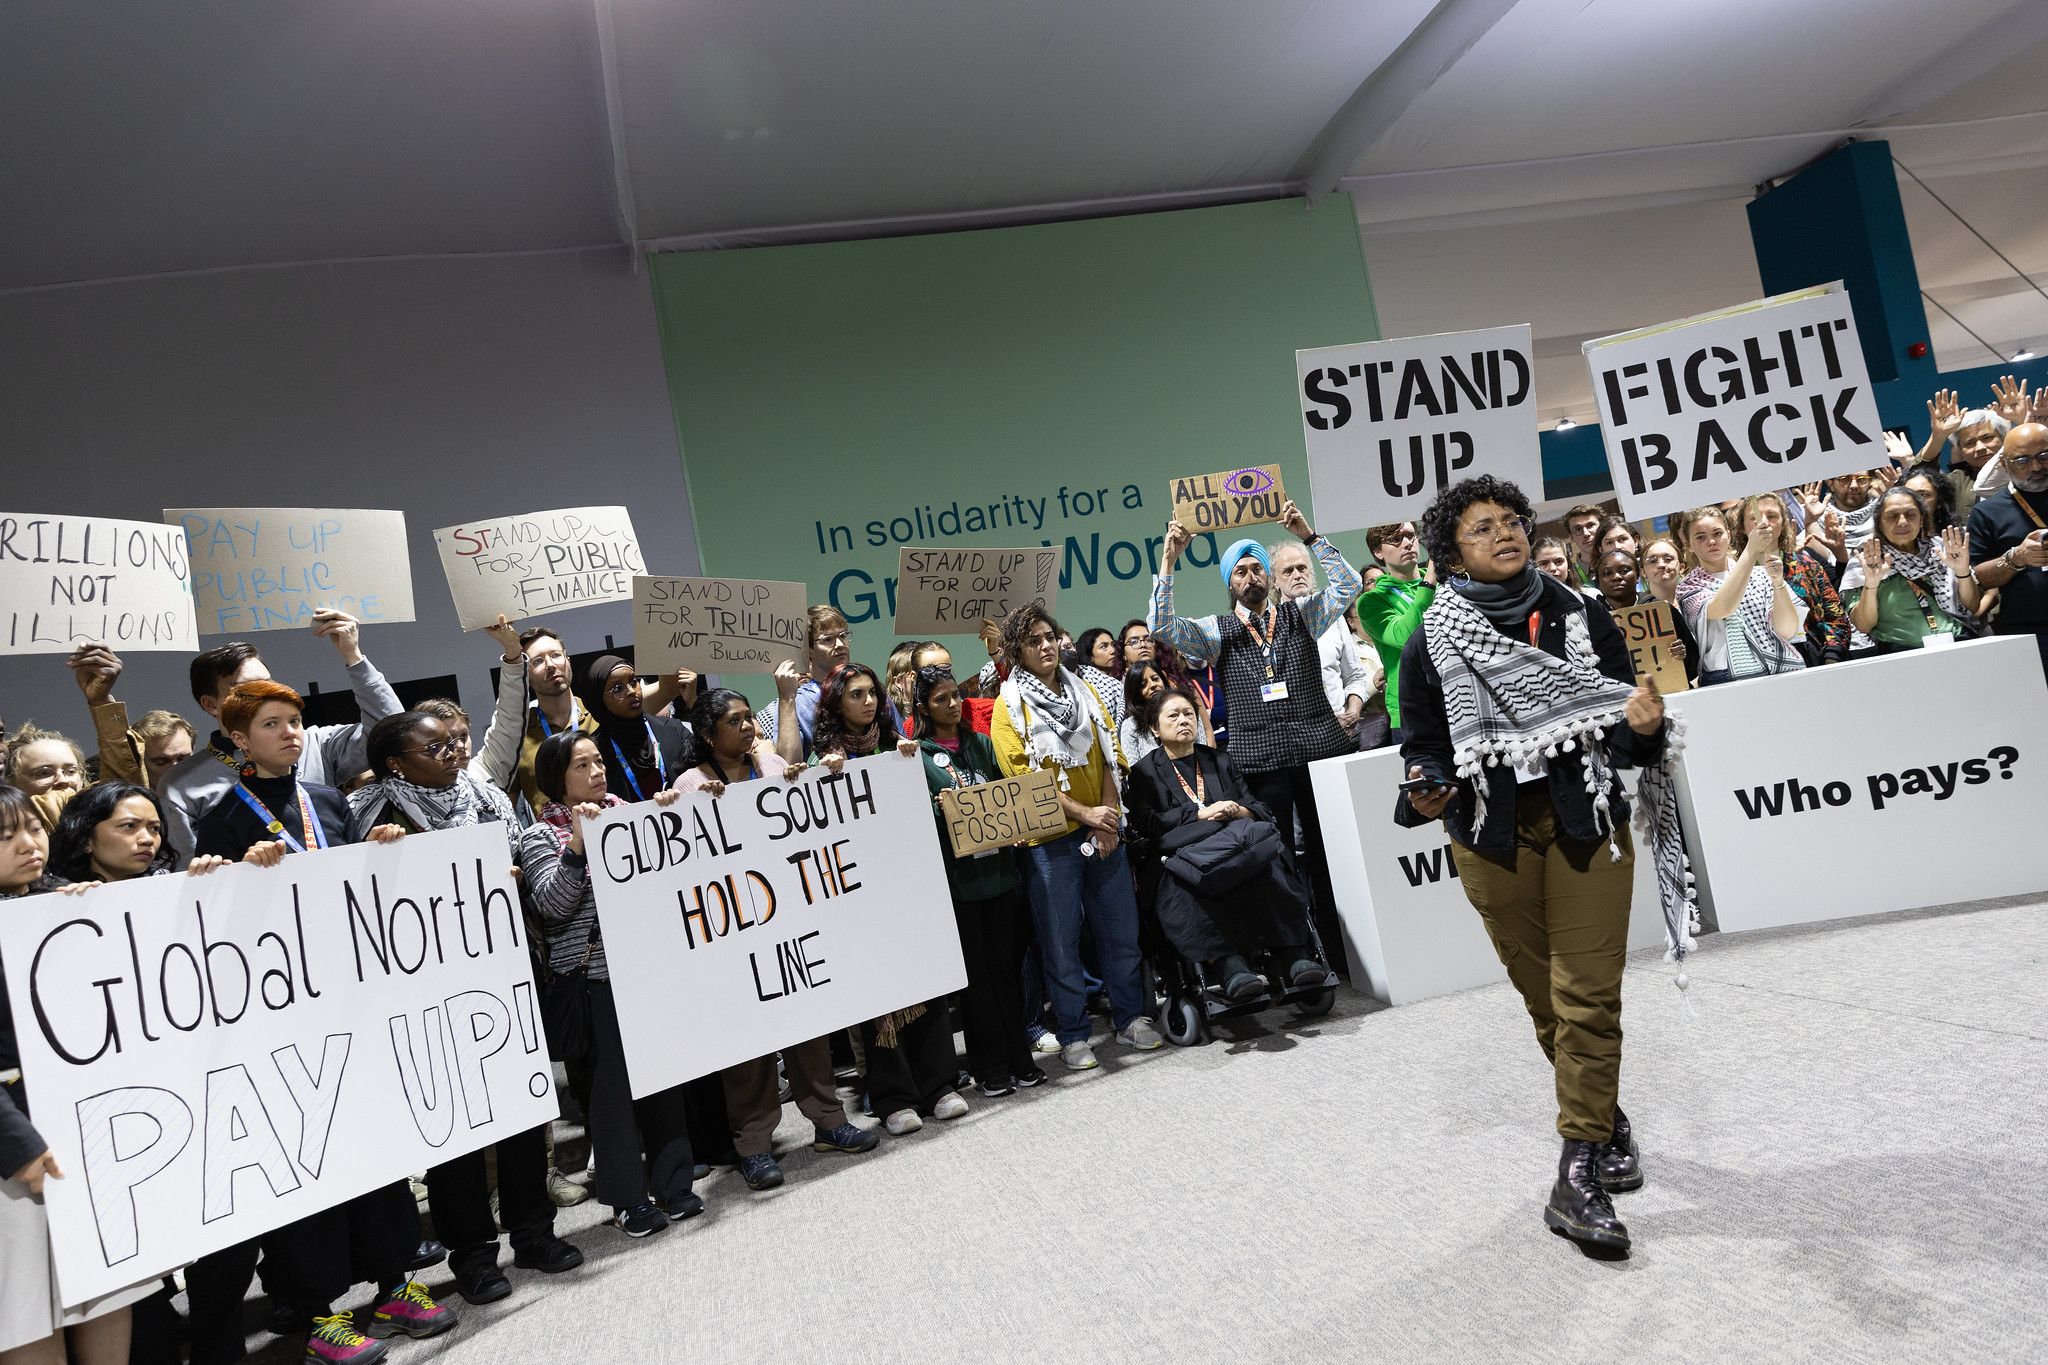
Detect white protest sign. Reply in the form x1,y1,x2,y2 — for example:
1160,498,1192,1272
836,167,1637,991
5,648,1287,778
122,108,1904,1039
632,576,809,674
0,513,197,655
1297,324,1540,532
893,547,1060,635
585,754,965,1097
1583,283,1883,521
1671,636,2048,934
167,508,415,635
432,506,643,630
0,825,556,1305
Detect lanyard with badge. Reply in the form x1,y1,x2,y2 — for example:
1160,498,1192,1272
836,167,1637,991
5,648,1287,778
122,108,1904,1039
608,722,666,802
1169,757,1205,807
228,783,328,854
1243,607,1288,702
536,698,582,738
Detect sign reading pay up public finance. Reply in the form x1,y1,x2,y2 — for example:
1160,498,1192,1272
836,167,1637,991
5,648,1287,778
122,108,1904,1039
1583,283,1884,521
1296,324,1541,533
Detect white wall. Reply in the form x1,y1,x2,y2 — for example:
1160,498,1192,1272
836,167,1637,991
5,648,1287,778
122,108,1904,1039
0,246,698,748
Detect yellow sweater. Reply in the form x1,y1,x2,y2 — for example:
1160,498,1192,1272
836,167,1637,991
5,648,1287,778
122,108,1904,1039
990,694,1110,846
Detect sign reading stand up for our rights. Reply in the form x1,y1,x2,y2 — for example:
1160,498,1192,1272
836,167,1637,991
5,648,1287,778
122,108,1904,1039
1582,283,1884,521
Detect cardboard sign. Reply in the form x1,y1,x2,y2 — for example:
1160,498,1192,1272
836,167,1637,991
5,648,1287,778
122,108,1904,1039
893,547,1060,634
1583,284,1884,521
0,825,556,1306
433,506,643,630
1614,601,1690,694
1167,465,1289,535
1297,324,1541,532
632,575,808,674
938,768,1064,856
0,513,198,655
585,754,965,1097
168,507,415,635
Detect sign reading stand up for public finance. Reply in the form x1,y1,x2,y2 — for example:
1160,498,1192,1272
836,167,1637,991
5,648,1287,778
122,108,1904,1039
585,753,966,1098
1583,283,1885,521
0,513,198,655
0,825,557,1307
1297,324,1541,533
433,506,643,631
168,507,415,635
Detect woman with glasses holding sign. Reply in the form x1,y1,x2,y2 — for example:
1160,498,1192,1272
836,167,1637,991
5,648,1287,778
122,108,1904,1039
1673,503,1805,685
1394,476,1695,1258
1841,486,1981,651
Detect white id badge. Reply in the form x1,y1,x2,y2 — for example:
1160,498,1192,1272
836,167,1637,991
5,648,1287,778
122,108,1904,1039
1259,680,1290,702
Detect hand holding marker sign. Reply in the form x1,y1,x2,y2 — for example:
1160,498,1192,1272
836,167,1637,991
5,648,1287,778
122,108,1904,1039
434,506,643,630
169,507,414,635
1167,465,1288,534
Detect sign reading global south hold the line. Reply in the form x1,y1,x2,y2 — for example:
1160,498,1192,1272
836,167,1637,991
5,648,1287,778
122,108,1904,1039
632,576,809,674
168,507,416,635
0,824,558,1306
433,506,643,630
1582,282,1883,521
584,753,965,1098
0,513,198,655
1296,324,1541,533
893,547,1060,635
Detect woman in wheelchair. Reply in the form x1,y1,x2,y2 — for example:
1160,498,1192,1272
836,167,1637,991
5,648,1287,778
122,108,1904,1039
1124,687,1332,1002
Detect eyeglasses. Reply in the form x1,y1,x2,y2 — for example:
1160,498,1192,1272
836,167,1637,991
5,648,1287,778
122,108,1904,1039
814,632,850,648
1458,515,1533,545
402,741,459,762
2007,450,2048,473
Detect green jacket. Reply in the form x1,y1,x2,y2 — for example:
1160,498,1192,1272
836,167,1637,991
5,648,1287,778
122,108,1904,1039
1357,575,1435,727
918,731,1020,903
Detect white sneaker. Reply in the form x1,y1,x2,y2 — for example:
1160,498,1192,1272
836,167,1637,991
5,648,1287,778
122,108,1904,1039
1061,1041,1099,1071
884,1108,923,1135
546,1168,590,1208
1116,1018,1164,1051
1031,1032,1061,1055
932,1091,969,1121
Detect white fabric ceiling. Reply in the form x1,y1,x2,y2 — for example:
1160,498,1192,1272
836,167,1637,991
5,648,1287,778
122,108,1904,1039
5,0,2047,406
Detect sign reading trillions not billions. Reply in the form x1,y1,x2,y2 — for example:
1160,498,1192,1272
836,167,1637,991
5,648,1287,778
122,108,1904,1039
169,508,415,635
433,506,643,631
632,576,808,674
0,513,198,655
0,825,557,1306
585,754,966,1098
893,547,1059,635
1296,324,1541,533
1583,283,1884,521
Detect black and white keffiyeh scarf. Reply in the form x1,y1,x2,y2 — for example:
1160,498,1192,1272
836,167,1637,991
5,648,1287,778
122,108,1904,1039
1840,538,1958,617
1001,666,1121,776
1676,565,1803,676
1424,585,1700,964
349,770,519,852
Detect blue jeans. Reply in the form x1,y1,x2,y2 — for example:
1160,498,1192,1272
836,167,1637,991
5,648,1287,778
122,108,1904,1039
1020,829,1148,1043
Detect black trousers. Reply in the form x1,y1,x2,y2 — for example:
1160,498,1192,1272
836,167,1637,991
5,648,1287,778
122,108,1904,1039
185,1181,417,1363
953,885,1038,1084
426,1123,554,1275
1153,862,1313,964
586,978,695,1210
1246,764,1342,970
859,1006,958,1117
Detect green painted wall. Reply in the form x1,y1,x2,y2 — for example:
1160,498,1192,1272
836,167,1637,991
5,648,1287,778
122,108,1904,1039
650,195,1379,692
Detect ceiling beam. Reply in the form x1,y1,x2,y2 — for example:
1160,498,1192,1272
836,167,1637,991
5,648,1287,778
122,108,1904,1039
1293,0,1524,206
1851,8,2048,127
591,0,640,271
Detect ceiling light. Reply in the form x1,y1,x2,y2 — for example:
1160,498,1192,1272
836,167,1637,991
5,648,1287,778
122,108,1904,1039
2013,348,2035,362
1554,417,1577,431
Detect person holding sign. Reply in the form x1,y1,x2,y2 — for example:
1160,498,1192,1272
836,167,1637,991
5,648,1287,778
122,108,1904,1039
1393,475,1695,1257
1841,487,1981,651
161,609,402,865
1673,504,1805,686
1637,538,1699,686
1151,500,1363,964
511,627,599,815
911,666,1046,1099
1124,688,1327,1002
1,787,153,1365
992,602,1159,1070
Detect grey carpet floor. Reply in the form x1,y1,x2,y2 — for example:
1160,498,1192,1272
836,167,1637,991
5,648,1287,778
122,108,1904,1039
235,895,2045,1364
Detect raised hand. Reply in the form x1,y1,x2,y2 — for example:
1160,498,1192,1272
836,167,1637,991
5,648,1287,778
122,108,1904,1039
310,609,365,665
773,658,803,701
1991,375,2031,426
1927,388,1963,441
1939,525,1972,575
1162,520,1191,567
1280,500,1314,542
1883,431,1913,466
485,613,521,660
1860,534,1888,579
1625,677,1664,736
66,644,123,705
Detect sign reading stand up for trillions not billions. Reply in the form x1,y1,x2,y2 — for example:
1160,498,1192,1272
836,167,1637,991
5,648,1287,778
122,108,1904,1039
1582,283,1885,521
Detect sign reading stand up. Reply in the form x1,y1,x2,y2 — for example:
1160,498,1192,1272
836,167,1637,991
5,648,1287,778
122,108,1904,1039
1582,283,1884,521
1297,324,1541,533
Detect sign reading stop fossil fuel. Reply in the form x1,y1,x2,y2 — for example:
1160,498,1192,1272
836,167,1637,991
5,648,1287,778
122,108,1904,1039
585,753,965,1097
1582,283,1883,521
0,825,556,1306
1296,324,1540,533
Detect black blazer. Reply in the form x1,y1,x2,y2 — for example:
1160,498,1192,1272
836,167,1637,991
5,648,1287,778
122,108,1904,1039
1395,575,1666,858
1125,745,1277,850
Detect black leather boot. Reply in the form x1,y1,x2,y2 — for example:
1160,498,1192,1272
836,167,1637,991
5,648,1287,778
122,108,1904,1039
1597,1105,1643,1193
1544,1139,1631,1252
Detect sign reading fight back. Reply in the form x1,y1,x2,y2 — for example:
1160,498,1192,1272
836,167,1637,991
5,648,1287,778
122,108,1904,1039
0,513,198,655
1582,283,1884,521
168,507,415,635
1296,324,1541,533
584,754,965,1097
433,506,643,631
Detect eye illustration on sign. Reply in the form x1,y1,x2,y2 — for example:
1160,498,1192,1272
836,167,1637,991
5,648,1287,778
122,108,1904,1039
1227,467,1275,498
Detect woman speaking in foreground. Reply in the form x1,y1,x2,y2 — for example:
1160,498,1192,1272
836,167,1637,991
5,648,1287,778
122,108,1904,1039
1393,476,1697,1256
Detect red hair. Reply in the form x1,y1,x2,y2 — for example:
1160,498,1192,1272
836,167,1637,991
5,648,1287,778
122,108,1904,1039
219,679,303,736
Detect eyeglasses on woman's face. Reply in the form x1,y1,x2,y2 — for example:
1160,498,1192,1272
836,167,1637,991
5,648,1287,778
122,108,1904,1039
1458,515,1533,545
